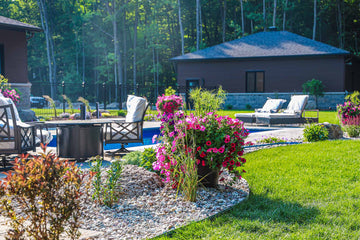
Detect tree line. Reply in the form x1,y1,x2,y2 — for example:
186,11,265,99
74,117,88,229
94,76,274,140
1,0,359,102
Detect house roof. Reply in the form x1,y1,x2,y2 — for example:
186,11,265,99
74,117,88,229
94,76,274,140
171,31,350,61
0,15,42,32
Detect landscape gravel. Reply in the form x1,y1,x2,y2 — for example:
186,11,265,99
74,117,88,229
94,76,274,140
80,164,250,240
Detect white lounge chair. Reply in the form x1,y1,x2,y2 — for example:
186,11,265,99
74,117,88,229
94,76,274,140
255,95,318,126
235,98,286,124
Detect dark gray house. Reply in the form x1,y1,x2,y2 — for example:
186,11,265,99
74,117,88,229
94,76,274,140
171,30,359,94
0,16,42,108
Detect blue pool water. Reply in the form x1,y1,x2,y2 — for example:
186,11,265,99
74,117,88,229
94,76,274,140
47,127,161,150
47,127,271,150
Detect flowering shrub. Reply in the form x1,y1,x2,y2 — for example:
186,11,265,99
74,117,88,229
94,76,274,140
153,112,249,185
0,75,21,104
337,101,360,124
337,98,360,137
156,94,183,114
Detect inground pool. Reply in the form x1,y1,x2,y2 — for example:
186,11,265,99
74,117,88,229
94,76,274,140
47,127,273,150
47,127,161,150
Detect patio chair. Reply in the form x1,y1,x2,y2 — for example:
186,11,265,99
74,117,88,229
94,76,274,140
0,104,36,170
255,95,319,126
104,95,149,156
235,98,287,124
0,95,53,146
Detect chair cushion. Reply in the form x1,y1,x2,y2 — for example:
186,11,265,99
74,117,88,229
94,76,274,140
256,98,286,113
0,96,21,121
283,95,308,114
0,141,15,149
125,95,147,122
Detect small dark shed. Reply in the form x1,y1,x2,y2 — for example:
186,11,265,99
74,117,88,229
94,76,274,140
171,31,358,94
0,16,42,108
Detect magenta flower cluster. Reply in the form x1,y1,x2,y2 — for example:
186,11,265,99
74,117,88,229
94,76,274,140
153,110,249,184
156,94,183,114
337,101,360,125
0,89,20,105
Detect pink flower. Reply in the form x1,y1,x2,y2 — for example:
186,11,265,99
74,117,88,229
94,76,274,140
206,141,212,146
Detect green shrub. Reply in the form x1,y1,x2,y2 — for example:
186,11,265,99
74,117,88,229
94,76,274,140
245,104,252,110
0,148,90,239
118,110,127,117
225,104,233,110
140,148,158,173
165,86,177,96
302,79,324,109
189,86,226,116
303,124,329,142
121,151,142,166
342,125,360,137
89,156,122,207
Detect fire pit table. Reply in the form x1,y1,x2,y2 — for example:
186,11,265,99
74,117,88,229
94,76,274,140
38,119,114,160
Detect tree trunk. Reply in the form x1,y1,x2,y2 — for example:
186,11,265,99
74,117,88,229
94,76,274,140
196,0,200,50
240,0,244,35
122,4,127,101
273,0,277,27
313,0,317,40
222,0,226,42
263,0,266,30
36,0,56,99
82,28,85,85
283,0,288,31
337,0,343,48
112,0,118,99
133,3,138,94
178,0,184,55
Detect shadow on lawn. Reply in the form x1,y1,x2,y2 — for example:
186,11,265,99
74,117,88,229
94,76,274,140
227,192,320,224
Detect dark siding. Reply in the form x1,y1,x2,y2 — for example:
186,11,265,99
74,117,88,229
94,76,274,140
177,56,346,92
0,29,29,83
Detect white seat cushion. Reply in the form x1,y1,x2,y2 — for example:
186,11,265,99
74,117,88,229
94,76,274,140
0,141,15,149
283,95,308,114
256,98,287,113
0,96,21,121
125,95,147,122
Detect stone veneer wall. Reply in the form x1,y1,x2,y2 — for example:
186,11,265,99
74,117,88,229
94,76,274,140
224,92,347,110
9,83,31,109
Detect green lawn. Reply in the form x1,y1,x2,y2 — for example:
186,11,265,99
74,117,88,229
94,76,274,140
155,140,360,239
